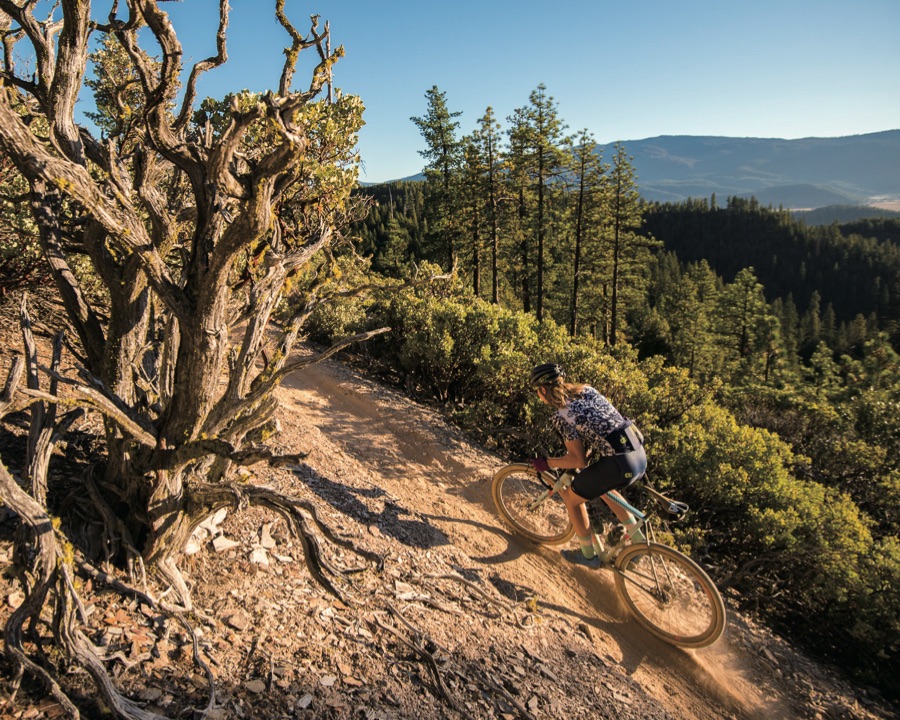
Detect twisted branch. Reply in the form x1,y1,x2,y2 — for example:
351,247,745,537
175,0,229,130
0,462,79,718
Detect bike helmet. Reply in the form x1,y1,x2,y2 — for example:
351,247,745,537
529,363,564,387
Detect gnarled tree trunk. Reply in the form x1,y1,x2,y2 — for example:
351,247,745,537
0,2,385,717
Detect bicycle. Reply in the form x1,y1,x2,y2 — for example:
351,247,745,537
491,462,726,648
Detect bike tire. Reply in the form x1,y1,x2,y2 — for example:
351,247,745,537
491,464,575,545
614,542,726,648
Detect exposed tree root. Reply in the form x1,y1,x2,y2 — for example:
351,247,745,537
1,347,384,718
372,605,468,718
0,464,80,718
1,457,390,719
0,460,175,720
187,480,384,605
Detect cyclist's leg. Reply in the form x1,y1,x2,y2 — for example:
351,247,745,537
581,447,648,528
558,486,591,534
558,486,593,556
566,448,648,556
565,456,626,556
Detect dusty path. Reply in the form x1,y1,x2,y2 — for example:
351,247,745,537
280,358,794,720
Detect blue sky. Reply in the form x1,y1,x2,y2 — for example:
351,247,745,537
114,0,899,183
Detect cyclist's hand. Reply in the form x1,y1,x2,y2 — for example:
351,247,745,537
531,456,550,473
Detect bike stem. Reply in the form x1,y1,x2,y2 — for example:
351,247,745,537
527,470,575,511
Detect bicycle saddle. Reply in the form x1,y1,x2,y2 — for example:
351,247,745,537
644,485,690,517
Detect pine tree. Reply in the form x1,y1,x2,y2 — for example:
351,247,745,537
772,293,801,379
457,107,507,301
663,260,720,380
565,128,608,336
374,187,411,277
716,267,781,381
800,290,822,357
504,106,533,313
475,107,505,304
506,85,568,322
605,144,653,345
411,86,463,269
460,135,484,296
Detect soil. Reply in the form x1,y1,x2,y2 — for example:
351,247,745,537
0,295,897,720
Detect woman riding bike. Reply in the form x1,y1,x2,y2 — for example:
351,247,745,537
528,363,647,566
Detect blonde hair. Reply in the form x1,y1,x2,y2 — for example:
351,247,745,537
541,379,586,409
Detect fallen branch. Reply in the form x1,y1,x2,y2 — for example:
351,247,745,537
371,606,468,718
425,571,514,615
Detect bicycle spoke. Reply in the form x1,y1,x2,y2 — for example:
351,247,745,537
492,465,573,544
615,543,725,648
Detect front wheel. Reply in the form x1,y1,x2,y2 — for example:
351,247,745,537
614,542,725,648
491,464,575,544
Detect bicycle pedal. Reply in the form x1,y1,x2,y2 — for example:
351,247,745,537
596,548,616,566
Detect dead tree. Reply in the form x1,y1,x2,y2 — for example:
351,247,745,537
0,2,384,717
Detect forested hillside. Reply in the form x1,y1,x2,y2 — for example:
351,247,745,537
793,205,900,226
641,199,900,346
317,85,900,701
352,182,900,360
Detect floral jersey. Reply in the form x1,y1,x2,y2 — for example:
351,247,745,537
550,386,626,455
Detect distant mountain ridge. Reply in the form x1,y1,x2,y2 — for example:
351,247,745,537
604,130,900,208
392,130,900,210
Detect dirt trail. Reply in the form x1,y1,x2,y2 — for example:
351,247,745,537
281,359,793,720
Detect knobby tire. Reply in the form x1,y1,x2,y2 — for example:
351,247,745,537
614,542,725,648
491,464,574,545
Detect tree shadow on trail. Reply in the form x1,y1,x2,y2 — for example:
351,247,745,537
418,510,532,564
290,464,450,550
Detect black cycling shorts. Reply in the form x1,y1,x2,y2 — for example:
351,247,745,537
570,446,647,500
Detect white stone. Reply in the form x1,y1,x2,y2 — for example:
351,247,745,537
212,535,240,553
259,522,277,549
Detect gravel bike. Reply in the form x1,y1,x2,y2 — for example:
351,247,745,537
491,463,726,648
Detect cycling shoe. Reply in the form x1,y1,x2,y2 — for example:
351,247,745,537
560,548,603,569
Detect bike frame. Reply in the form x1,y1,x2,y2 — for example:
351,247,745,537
535,468,658,561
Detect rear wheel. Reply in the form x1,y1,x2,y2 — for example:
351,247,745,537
614,543,725,648
491,464,574,544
